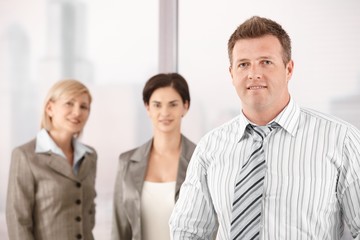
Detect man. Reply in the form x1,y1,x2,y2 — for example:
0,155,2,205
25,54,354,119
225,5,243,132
169,16,360,239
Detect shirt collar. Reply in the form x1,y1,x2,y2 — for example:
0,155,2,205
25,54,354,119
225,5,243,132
238,97,300,140
273,97,300,137
35,129,93,164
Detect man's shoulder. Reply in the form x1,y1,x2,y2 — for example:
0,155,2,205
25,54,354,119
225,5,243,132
300,107,360,134
301,107,351,126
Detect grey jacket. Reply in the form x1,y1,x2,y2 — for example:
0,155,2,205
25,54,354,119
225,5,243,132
111,135,196,240
6,139,97,240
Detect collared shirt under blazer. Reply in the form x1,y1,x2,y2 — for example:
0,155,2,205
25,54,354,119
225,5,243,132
111,135,196,240
6,139,97,240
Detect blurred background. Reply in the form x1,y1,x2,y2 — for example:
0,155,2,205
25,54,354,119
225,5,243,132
1,0,360,239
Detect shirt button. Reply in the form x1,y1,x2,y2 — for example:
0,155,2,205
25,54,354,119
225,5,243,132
75,216,82,222
75,199,82,205
76,182,82,188
76,233,82,239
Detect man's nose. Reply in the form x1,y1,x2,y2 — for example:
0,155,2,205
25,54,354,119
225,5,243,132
248,65,262,80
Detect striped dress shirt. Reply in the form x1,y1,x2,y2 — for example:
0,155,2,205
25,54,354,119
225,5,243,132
170,98,360,240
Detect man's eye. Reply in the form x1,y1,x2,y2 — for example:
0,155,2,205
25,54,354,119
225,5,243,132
65,102,74,106
238,63,248,68
263,60,272,65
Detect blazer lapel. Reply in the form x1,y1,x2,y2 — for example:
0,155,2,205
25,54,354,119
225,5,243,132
41,152,77,181
175,135,196,200
77,153,96,181
125,139,152,238
176,154,187,200
129,139,152,198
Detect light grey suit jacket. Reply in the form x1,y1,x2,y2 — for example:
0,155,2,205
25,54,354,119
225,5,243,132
111,135,196,240
6,139,97,240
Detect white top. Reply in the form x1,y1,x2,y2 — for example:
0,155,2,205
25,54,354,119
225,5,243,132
170,97,360,239
141,181,176,240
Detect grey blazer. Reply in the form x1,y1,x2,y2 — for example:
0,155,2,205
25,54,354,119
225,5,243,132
6,139,97,240
111,135,196,240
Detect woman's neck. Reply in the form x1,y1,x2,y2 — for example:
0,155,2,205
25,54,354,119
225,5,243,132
152,131,181,155
48,130,74,161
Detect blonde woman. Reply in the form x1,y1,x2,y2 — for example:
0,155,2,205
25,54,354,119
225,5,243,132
112,73,196,240
6,79,97,240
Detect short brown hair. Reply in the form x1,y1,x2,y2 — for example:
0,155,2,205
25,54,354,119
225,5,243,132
143,73,190,108
228,16,291,66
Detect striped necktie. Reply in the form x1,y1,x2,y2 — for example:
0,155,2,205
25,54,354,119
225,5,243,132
230,123,278,240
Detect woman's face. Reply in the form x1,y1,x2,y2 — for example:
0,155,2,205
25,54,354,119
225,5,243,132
146,87,188,135
46,93,91,136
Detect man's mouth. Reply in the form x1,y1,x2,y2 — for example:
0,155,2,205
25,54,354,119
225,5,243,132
248,86,266,90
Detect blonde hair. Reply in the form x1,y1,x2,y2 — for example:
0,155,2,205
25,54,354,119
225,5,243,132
41,79,92,132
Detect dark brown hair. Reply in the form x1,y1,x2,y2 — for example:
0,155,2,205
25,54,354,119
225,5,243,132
142,73,191,107
228,16,291,66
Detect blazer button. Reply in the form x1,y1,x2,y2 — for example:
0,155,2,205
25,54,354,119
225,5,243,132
75,216,82,222
75,199,82,205
76,182,82,188
76,233,82,239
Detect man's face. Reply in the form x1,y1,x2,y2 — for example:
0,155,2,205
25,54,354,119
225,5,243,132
229,35,294,120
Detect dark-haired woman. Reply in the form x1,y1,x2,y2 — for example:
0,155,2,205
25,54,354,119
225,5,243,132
111,73,196,240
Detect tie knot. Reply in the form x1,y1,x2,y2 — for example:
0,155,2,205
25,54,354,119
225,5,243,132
248,122,279,140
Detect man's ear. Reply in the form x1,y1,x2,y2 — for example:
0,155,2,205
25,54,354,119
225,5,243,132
229,65,237,87
229,65,233,79
286,60,294,81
